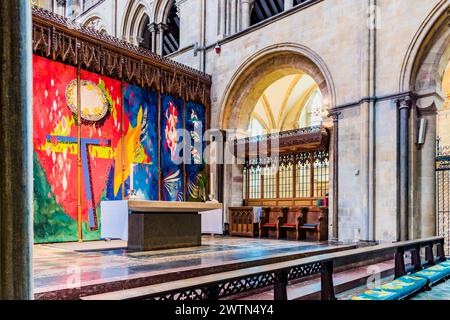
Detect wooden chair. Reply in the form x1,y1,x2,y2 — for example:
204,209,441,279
259,207,287,239
299,207,329,241
279,207,308,240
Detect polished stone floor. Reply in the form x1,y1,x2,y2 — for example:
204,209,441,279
34,236,348,296
411,280,450,300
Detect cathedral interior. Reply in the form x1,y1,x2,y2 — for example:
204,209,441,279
0,0,449,302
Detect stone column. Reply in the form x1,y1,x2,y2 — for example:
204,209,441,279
241,0,251,30
230,0,238,35
219,0,227,38
396,95,413,241
157,23,169,56
0,1,33,299
284,0,294,10
330,112,341,241
148,22,157,53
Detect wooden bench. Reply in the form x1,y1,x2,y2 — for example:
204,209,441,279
299,207,328,241
259,207,288,239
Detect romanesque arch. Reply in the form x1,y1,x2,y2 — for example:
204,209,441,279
400,0,449,99
218,43,336,217
219,43,336,131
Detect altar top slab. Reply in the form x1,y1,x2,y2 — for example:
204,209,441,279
128,200,223,213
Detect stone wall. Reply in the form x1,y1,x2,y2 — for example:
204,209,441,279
64,0,449,242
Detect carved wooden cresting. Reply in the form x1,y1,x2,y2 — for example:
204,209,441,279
31,7,211,107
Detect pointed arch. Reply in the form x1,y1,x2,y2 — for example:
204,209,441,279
121,0,152,45
152,0,180,55
152,0,177,24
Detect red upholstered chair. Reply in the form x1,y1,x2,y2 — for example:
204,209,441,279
279,207,308,240
259,207,287,239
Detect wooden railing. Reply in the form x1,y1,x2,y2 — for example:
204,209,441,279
82,237,446,301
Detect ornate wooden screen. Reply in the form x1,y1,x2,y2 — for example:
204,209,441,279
436,141,450,255
244,150,329,207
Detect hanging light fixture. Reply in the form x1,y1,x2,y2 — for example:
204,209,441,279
215,43,221,55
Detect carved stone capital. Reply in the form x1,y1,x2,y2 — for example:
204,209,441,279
148,22,158,33
328,111,342,123
396,94,414,110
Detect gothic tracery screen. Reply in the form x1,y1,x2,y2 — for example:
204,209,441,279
243,150,329,204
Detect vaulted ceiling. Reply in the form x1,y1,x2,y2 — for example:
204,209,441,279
250,73,320,133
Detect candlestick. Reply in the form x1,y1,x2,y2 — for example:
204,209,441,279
130,163,134,192
210,172,215,198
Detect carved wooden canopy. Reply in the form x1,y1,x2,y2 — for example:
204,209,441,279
233,126,329,158
31,7,211,107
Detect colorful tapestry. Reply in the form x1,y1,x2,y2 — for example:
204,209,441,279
33,55,209,243
160,95,185,201
122,84,159,200
185,102,207,202
79,69,122,236
33,55,122,243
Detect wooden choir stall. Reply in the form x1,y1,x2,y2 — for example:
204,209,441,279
229,126,330,242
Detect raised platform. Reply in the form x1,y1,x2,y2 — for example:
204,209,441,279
34,236,355,300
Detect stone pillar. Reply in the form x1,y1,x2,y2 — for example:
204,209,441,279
230,0,238,35
0,1,33,299
284,0,294,10
158,23,169,56
331,112,341,241
219,0,227,38
396,95,413,241
241,0,251,30
148,22,157,53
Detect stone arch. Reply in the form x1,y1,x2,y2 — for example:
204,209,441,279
83,15,107,35
398,0,449,241
152,0,175,24
400,0,449,99
121,0,151,45
152,0,180,55
219,43,336,131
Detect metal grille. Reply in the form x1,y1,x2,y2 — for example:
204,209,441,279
436,140,450,255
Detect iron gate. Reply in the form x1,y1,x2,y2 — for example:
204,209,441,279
436,139,450,255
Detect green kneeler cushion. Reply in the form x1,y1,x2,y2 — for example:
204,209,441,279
414,263,450,284
439,260,450,267
350,275,428,300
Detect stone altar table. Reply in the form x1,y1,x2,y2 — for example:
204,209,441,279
128,201,222,251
